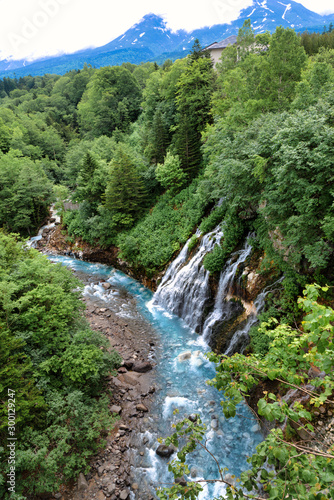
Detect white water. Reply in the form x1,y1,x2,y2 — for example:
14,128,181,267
202,240,253,345
154,225,223,332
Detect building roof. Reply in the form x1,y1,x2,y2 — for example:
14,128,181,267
204,35,238,51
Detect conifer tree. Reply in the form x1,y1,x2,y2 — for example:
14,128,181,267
105,143,147,228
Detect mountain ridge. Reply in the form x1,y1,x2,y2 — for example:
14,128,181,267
0,1,333,78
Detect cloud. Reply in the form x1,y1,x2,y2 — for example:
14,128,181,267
0,0,334,61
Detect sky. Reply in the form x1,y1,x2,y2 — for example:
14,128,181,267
0,0,334,62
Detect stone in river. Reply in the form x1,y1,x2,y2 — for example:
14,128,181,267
175,476,187,487
211,419,218,430
156,445,175,458
177,351,192,362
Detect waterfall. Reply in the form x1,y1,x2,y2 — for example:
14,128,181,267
202,240,253,345
153,225,223,332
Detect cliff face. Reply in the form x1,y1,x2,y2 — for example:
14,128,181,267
38,224,161,291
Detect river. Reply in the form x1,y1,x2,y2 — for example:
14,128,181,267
49,254,263,499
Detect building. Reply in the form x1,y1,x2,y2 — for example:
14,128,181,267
204,35,238,67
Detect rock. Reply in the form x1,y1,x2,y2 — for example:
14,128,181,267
308,365,326,379
211,419,218,430
110,405,122,414
123,360,134,370
175,476,187,487
188,414,198,422
118,367,128,374
77,472,88,491
131,483,139,490
119,489,129,499
54,494,62,499
251,424,260,433
132,361,153,373
119,425,129,431
156,445,175,458
177,351,191,362
102,283,111,289
98,465,105,476
136,403,148,412
99,308,107,312
122,372,141,386
190,467,198,478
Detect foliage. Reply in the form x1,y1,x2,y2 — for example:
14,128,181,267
203,212,245,273
104,142,147,229
0,232,121,497
158,285,334,500
117,179,207,275
0,150,53,235
156,152,187,192
173,54,215,176
77,66,141,137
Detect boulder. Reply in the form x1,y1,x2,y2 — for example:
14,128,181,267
156,445,175,458
106,483,116,495
121,372,141,386
123,360,134,370
110,405,122,414
77,473,88,491
119,489,129,500
177,351,192,362
132,361,153,373
102,282,111,290
175,476,187,487
136,403,148,412
211,419,218,430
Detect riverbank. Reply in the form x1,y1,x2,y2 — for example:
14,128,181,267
48,277,158,500
38,223,162,291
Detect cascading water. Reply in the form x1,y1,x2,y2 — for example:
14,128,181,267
153,225,223,332
201,240,253,345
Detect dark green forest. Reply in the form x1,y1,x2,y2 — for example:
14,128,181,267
1,22,334,499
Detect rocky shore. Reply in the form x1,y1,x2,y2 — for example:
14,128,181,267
50,294,158,500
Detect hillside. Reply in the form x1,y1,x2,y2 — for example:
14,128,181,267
1,0,334,78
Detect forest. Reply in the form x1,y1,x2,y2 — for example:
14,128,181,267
1,20,334,499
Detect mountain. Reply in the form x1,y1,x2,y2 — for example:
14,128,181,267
0,1,333,78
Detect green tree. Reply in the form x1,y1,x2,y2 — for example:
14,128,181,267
0,151,53,235
156,152,186,192
260,26,307,110
78,66,141,137
174,56,215,176
105,143,147,228
75,152,108,207
0,118,11,153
